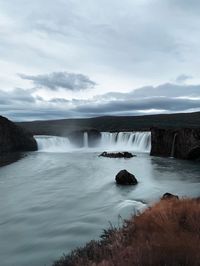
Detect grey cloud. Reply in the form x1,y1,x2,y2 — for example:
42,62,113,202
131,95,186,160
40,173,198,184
74,97,200,115
100,83,200,100
1,97,200,122
71,82,200,116
0,88,36,104
1,82,200,121
175,75,192,84
49,98,70,103
0,89,70,121
133,83,200,98
0,87,77,121
19,72,96,91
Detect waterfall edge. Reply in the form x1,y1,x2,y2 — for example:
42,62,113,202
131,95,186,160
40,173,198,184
35,132,151,153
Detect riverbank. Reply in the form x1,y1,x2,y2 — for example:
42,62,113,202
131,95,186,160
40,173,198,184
53,198,200,266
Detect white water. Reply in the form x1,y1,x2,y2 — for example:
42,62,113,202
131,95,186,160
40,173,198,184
35,132,151,153
83,132,89,148
35,135,75,152
170,133,178,158
100,132,151,152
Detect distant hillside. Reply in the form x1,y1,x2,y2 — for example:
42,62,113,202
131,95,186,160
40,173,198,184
17,112,200,136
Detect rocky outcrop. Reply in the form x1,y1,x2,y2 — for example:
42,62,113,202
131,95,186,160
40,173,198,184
0,116,37,154
161,193,179,200
0,152,23,167
150,127,200,160
115,170,138,185
99,151,135,158
67,129,101,147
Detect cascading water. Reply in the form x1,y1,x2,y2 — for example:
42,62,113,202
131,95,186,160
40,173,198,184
35,135,74,152
35,132,151,153
83,132,89,148
100,132,151,152
170,133,178,158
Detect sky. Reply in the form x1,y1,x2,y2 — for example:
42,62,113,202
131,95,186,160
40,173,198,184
1,0,200,121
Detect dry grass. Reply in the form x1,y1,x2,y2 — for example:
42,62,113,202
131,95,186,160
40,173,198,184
53,198,200,266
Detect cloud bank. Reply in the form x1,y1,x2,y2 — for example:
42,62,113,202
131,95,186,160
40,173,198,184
1,82,200,121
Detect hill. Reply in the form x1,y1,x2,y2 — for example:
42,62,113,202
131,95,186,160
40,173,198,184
17,112,200,136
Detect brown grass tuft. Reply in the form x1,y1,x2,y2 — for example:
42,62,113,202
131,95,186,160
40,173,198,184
53,198,200,266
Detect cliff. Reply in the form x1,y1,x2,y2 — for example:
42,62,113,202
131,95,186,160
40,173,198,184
67,129,101,147
0,116,37,154
150,127,200,160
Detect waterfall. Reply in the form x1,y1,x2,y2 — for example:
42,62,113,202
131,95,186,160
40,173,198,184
83,132,89,148
35,135,74,152
100,132,151,153
170,133,177,158
35,131,151,153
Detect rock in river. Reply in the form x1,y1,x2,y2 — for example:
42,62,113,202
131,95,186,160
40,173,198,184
99,151,135,158
161,193,179,200
115,170,138,185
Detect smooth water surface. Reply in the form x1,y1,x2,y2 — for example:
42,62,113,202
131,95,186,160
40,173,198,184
0,146,200,266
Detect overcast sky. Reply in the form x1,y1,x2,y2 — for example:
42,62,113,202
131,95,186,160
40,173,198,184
1,0,200,121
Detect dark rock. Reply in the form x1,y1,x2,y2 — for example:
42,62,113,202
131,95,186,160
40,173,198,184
99,151,135,158
0,152,24,167
88,129,101,147
0,116,37,154
150,127,200,160
67,129,101,147
115,170,138,185
161,193,179,200
67,130,84,147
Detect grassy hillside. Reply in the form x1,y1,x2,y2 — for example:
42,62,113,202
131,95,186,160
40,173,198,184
17,112,200,136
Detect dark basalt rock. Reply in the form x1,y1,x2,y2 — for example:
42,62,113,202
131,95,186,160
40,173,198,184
161,193,179,200
0,152,24,167
67,129,101,147
99,151,135,158
150,127,200,160
0,116,37,154
115,169,138,185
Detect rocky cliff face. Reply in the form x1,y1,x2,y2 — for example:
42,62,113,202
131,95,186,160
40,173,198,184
67,129,101,147
150,128,200,160
0,116,37,153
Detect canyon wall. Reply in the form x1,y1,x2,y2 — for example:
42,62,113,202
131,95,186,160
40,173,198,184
151,128,200,160
0,116,37,154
